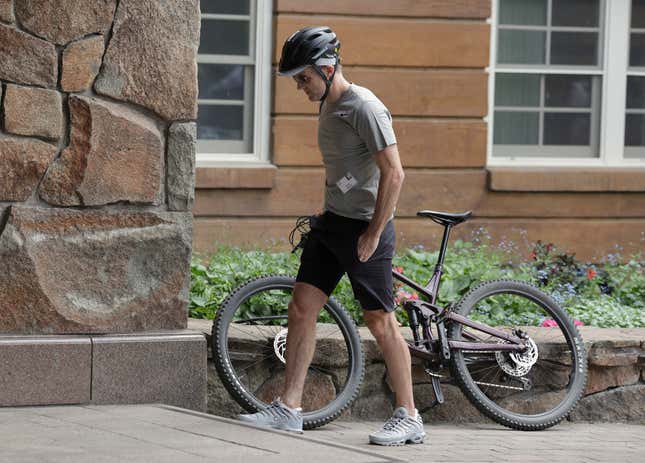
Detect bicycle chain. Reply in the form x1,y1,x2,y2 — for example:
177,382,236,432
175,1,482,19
424,368,524,391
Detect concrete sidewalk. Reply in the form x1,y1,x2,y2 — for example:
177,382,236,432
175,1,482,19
0,404,642,463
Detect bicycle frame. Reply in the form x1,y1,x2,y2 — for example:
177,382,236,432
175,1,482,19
392,223,528,364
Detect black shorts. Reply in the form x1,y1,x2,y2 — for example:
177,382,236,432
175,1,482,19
296,211,396,312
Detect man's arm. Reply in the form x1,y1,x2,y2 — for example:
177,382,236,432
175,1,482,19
357,143,405,262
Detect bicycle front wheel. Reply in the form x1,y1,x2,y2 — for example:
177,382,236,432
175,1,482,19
212,275,364,429
448,279,587,430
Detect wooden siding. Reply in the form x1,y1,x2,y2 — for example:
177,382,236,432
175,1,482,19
272,117,487,167
195,169,645,218
274,16,490,68
193,217,645,262
195,165,277,189
489,167,645,192
275,0,492,19
274,68,488,116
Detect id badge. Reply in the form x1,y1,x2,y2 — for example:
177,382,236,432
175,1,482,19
336,172,358,194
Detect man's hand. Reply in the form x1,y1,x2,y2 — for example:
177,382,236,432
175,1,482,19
357,230,380,262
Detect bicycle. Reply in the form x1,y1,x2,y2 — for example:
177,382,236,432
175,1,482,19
211,210,588,431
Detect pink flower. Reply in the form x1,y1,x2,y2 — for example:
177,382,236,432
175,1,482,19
395,289,419,304
393,265,404,274
541,318,584,327
587,268,597,280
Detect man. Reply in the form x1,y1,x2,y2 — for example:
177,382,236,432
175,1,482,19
239,26,425,446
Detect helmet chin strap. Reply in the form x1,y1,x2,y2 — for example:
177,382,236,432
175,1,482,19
313,64,337,112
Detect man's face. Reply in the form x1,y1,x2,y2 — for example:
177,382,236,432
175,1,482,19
292,67,326,101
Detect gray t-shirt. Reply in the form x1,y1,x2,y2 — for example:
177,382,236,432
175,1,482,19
318,84,397,221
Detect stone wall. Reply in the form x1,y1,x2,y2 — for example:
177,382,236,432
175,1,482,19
191,320,645,424
0,0,199,334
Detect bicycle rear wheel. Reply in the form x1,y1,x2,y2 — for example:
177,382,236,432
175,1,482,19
448,279,587,430
212,275,364,429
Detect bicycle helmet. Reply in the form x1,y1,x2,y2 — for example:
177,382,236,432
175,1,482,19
278,26,341,103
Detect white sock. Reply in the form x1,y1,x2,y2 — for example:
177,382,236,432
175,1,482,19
276,397,302,412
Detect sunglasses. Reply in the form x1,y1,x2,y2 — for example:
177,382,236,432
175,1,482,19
293,73,312,85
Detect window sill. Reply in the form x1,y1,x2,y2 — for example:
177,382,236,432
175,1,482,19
488,167,645,192
195,164,277,189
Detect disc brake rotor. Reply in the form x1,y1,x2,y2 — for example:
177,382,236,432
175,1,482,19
495,338,538,377
273,328,288,364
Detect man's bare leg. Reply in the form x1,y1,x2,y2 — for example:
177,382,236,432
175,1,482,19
281,282,329,409
363,309,415,414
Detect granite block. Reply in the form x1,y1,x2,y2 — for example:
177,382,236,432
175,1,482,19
91,332,207,412
0,336,91,406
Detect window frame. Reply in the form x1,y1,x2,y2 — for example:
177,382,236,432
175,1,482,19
487,0,645,167
196,0,273,168
626,0,645,157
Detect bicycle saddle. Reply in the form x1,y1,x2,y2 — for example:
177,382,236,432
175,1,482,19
417,210,472,226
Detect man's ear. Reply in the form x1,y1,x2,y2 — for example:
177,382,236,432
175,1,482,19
321,65,335,79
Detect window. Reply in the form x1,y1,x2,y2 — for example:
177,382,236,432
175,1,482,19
488,0,645,165
626,0,645,158
196,0,272,166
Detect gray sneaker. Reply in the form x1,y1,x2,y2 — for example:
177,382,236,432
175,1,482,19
369,407,426,446
238,398,304,433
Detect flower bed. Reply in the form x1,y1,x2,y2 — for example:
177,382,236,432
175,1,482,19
190,237,644,328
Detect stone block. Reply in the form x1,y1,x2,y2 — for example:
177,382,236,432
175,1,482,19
167,122,196,211
0,206,192,334
0,1,13,23
349,363,394,420
4,84,63,140
0,137,58,201
589,344,641,366
15,0,116,45
61,35,105,92
0,23,57,87
91,332,207,412
417,382,487,423
207,360,244,418
570,384,645,422
255,368,336,413
40,95,163,206
585,364,641,395
95,0,199,120
0,335,91,406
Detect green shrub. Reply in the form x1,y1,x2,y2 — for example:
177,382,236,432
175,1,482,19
190,238,644,328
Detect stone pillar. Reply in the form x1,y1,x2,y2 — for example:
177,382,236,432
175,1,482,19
0,0,205,410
